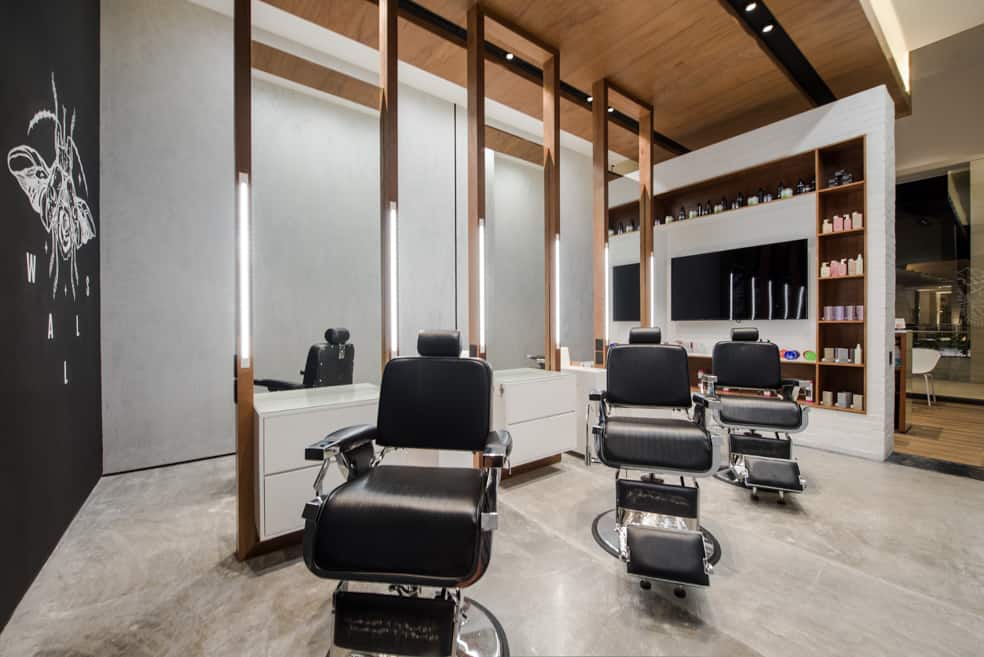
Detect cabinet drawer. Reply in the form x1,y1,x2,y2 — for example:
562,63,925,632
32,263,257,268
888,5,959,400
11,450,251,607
501,375,575,425
506,411,576,466
262,465,345,540
262,402,377,475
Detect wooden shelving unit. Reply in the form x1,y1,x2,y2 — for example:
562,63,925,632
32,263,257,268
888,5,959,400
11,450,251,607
816,136,867,413
647,137,868,414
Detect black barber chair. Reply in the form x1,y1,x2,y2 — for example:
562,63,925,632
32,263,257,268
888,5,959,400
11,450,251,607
255,327,354,392
704,327,809,503
302,330,512,657
586,327,721,597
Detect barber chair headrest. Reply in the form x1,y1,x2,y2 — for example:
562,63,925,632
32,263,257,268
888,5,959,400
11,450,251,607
324,327,350,345
731,327,759,342
628,327,661,344
417,330,461,357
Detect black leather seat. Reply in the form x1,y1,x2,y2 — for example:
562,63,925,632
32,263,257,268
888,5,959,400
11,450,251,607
600,417,713,471
718,396,803,430
256,327,354,391
313,465,485,583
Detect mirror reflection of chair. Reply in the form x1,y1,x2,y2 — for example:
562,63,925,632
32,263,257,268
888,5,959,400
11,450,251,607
705,328,809,503
301,330,512,657
586,327,721,598
255,327,354,392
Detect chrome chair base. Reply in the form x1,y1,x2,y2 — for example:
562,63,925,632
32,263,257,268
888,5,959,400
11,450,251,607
591,508,721,567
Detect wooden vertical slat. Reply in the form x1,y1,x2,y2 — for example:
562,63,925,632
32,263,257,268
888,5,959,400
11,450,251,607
234,0,256,560
638,107,654,328
467,4,486,359
379,0,398,367
543,54,561,370
592,79,609,368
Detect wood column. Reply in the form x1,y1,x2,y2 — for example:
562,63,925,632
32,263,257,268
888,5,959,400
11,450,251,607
467,4,485,358
233,0,255,560
592,79,609,367
638,107,654,327
379,0,398,367
543,54,561,370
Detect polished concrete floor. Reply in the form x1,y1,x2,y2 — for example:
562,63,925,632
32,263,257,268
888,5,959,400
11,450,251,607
2,447,983,657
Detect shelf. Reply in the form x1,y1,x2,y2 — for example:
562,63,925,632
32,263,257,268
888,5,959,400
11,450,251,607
819,274,865,281
819,361,864,368
818,180,865,193
657,191,814,229
818,320,864,325
818,228,865,238
814,404,866,414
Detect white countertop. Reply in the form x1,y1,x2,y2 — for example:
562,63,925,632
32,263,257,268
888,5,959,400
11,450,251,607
254,383,379,415
493,367,574,384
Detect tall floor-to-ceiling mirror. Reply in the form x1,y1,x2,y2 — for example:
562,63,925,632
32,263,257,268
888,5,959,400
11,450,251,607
607,175,642,345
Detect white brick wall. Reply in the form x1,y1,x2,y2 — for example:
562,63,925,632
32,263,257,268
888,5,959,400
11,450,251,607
650,87,896,460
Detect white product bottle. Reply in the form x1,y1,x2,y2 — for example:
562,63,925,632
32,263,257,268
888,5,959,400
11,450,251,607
856,253,864,275
822,219,833,234
855,343,863,364
847,258,857,276
820,261,831,278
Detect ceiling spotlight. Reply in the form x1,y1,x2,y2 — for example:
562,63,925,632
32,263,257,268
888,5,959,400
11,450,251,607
505,52,515,60
762,23,774,33
586,95,593,103
745,2,757,11
607,106,614,113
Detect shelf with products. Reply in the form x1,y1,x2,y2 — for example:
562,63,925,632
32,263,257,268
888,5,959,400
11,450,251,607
815,136,866,414
607,199,640,235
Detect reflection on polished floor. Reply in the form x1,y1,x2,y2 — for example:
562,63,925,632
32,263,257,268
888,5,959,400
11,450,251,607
894,400,984,467
2,450,983,657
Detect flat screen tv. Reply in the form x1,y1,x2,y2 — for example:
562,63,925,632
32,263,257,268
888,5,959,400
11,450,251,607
613,263,640,321
671,239,808,321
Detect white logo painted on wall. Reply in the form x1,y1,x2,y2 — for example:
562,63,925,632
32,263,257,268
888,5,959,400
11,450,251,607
6,74,96,386
7,74,96,300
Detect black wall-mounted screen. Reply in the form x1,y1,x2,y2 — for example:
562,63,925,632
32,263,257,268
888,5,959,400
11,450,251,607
613,263,640,321
671,239,808,321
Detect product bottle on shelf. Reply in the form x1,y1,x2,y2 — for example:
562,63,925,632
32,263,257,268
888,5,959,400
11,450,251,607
839,258,848,276
822,218,833,234
856,253,863,275
820,261,831,278
678,206,686,221
736,192,745,207
855,343,863,364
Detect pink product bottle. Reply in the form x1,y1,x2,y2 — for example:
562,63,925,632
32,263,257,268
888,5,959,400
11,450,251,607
843,214,852,231
833,215,844,232
830,260,841,277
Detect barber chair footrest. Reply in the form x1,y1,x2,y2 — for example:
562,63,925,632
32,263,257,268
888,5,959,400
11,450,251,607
625,526,709,587
617,478,698,518
729,433,792,460
745,456,803,492
333,590,456,657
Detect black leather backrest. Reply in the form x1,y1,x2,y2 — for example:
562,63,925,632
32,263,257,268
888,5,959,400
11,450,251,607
417,329,461,357
712,340,781,389
628,327,661,344
302,343,354,387
325,327,350,345
731,327,759,342
376,348,491,451
606,343,691,407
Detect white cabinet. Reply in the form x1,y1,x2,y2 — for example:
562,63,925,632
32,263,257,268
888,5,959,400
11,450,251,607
563,365,606,455
254,384,379,541
492,368,577,467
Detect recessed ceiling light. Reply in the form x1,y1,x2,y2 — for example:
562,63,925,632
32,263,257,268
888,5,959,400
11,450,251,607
586,95,593,103
745,2,757,11
762,23,774,33
505,52,515,60
607,106,614,113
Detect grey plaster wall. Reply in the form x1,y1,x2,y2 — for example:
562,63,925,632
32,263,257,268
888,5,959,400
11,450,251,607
251,80,381,385
100,0,234,473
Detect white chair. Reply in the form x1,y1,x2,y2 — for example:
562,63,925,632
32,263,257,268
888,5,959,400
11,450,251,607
911,348,942,406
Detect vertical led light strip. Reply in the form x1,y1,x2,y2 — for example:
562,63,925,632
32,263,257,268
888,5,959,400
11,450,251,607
554,235,560,348
389,202,399,357
237,172,251,368
750,276,757,320
604,244,610,343
478,219,486,352
728,272,735,321
648,252,655,327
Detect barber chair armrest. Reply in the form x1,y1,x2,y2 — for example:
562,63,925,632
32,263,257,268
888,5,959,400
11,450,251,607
780,378,801,401
305,424,379,462
254,378,304,392
481,430,513,469
588,389,606,402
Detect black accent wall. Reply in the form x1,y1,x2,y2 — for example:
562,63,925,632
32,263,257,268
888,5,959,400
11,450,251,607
0,0,101,629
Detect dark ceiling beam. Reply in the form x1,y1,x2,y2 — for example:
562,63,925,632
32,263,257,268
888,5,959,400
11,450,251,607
377,0,689,156
719,0,835,106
